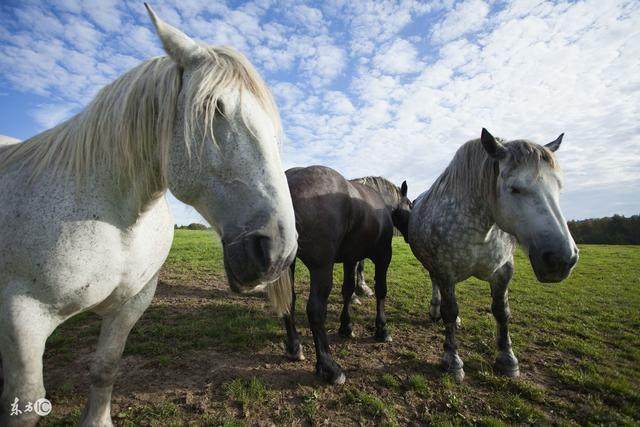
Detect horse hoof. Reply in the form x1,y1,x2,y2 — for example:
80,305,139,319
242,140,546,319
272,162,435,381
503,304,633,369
494,359,520,378
339,326,355,338
455,316,461,328
496,365,520,378
316,370,346,385
448,368,465,383
351,295,362,305
285,348,305,361
375,331,393,343
429,314,441,323
356,283,374,297
316,363,346,385
494,352,519,377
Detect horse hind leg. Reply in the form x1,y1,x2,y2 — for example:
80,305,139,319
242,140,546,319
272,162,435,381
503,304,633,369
353,260,374,303
0,292,61,426
429,280,461,328
80,273,159,427
339,261,357,338
489,262,519,378
373,252,392,342
283,259,304,361
432,274,465,382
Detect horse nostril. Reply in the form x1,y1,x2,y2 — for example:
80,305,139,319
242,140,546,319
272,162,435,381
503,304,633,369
246,234,274,273
541,251,557,269
568,252,579,268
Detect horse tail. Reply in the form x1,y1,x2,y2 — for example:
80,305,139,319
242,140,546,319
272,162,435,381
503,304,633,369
267,269,293,317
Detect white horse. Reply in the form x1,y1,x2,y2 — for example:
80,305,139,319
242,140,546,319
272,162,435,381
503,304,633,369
0,5,297,426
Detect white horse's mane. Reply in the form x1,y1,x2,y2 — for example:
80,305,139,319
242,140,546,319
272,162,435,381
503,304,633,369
426,138,558,203
0,45,281,201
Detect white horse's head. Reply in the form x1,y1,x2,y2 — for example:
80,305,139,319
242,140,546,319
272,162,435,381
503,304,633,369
146,5,297,292
481,128,578,283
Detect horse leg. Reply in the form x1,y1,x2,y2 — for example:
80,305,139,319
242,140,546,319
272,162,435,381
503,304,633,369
307,265,344,384
373,250,392,342
489,262,519,377
354,260,373,298
339,261,357,338
283,259,304,361
0,294,61,427
429,280,461,327
429,281,441,321
433,275,464,382
80,273,158,427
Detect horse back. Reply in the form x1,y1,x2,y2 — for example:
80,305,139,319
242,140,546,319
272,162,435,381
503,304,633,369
286,166,392,266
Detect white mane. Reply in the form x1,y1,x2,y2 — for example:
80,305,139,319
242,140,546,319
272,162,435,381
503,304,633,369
0,46,282,201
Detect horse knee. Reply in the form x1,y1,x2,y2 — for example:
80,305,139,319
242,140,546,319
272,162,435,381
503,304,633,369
306,298,325,326
491,303,510,324
89,358,120,388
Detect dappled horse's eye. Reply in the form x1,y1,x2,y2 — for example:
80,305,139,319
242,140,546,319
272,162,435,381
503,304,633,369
509,186,521,194
215,99,225,116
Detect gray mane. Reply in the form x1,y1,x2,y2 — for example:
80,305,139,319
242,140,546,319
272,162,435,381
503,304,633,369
425,138,558,203
351,176,402,208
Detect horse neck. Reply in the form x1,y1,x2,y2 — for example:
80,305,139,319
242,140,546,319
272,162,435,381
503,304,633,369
431,152,498,232
356,178,399,212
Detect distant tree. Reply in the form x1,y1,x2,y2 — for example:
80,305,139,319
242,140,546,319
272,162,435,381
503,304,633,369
174,223,209,230
568,214,640,245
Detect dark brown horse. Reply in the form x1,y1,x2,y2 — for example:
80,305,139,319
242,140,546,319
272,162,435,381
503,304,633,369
281,166,411,384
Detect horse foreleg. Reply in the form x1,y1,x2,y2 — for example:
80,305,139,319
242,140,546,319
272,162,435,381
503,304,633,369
339,261,357,338
283,260,304,361
433,275,464,382
489,262,519,377
373,252,392,342
307,265,344,384
80,273,158,427
0,294,61,427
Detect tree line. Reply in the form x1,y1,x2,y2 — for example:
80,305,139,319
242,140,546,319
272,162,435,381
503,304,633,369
568,214,640,245
174,214,640,245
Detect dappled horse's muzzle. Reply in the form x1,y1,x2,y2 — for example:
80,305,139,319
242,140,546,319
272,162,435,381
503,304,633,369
529,244,579,283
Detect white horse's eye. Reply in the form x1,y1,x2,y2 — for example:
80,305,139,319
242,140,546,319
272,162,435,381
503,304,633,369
509,186,521,194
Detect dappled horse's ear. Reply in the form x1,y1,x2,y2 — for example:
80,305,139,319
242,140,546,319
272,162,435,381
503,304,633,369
400,181,408,197
545,133,564,152
145,3,206,68
481,128,507,160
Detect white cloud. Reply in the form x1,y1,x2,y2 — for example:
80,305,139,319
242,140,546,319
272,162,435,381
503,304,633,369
431,0,490,43
29,103,76,129
372,38,423,74
1,0,639,221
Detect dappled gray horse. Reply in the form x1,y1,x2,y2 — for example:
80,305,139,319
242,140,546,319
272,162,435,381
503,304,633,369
0,5,296,426
409,128,578,382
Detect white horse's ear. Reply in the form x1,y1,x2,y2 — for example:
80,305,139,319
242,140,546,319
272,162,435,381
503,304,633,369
145,3,205,67
545,133,564,152
481,128,507,160
400,181,408,197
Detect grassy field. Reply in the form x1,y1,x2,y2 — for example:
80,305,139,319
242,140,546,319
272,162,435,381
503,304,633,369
40,230,639,426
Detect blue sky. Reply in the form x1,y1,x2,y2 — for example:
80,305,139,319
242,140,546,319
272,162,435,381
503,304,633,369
1,0,639,224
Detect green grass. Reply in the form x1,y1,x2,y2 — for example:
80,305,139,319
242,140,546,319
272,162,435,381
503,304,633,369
41,231,640,425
